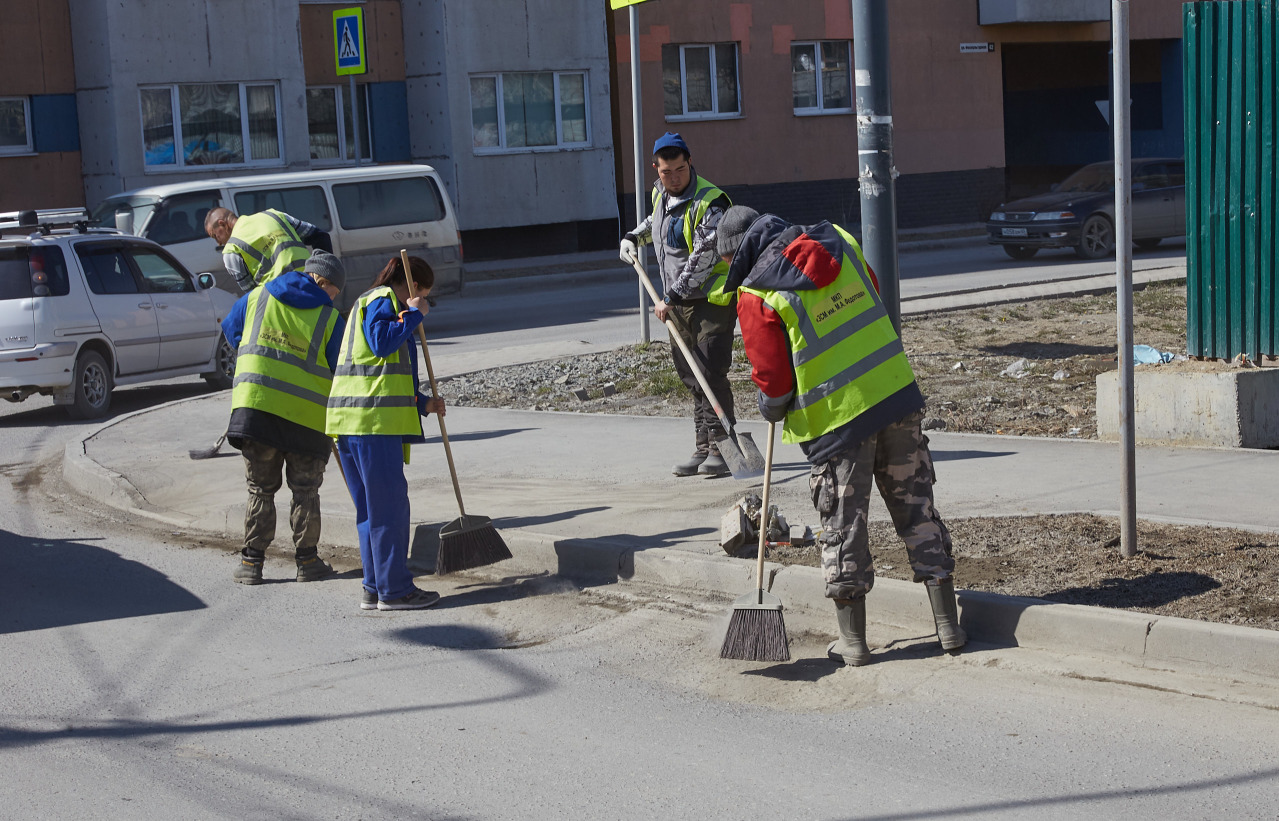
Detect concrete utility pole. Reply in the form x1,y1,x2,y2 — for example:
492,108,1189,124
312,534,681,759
851,0,901,329
629,5,651,343
1112,0,1137,558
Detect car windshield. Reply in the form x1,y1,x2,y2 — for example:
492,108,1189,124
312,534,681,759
88,195,159,234
1057,164,1114,194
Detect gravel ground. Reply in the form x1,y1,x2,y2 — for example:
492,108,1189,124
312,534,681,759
434,282,1279,630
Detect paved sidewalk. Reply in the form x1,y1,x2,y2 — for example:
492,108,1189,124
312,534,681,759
65,392,1279,688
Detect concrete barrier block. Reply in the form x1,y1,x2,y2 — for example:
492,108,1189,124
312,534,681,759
1098,367,1279,448
629,549,757,594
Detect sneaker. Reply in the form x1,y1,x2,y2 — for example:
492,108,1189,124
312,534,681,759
673,452,708,476
296,555,335,582
377,588,442,611
698,452,730,476
359,589,378,611
233,558,263,585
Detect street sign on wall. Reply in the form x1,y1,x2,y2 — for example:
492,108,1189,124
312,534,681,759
334,8,367,76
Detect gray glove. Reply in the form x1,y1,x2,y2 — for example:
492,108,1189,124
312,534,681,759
757,390,790,423
619,236,638,264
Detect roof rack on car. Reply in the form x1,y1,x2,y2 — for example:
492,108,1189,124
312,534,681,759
0,208,97,237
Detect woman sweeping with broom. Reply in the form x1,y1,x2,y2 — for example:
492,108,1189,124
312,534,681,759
326,255,446,611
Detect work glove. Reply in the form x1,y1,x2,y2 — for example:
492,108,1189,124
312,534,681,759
757,390,791,423
619,235,639,264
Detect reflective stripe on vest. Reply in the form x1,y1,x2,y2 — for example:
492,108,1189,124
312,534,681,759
226,210,310,285
231,286,338,433
325,286,423,439
653,176,734,305
741,233,916,444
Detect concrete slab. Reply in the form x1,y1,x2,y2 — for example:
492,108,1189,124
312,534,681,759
1098,366,1279,448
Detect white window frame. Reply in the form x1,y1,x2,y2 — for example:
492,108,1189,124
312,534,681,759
791,41,854,116
663,42,741,121
0,96,34,155
468,70,592,154
306,84,372,166
138,82,283,171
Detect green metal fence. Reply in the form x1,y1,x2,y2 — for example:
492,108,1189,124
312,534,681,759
1184,0,1279,360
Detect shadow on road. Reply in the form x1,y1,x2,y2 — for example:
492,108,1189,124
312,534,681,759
0,528,206,635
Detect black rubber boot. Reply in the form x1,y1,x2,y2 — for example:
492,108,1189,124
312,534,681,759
826,597,871,666
295,551,335,582
672,452,708,476
233,549,265,585
926,578,967,651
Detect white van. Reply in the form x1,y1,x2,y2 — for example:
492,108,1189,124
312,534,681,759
88,165,462,310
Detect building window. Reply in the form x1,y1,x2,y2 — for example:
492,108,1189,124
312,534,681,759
306,86,371,164
792,41,853,115
0,97,33,155
469,71,590,152
662,43,740,119
140,83,282,169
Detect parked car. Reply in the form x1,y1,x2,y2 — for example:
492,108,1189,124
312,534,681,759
0,208,236,419
86,164,463,310
987,158,1186,260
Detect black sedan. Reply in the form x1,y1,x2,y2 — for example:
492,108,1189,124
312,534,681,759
987,158,1185,260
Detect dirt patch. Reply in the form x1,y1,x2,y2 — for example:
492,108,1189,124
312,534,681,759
437,282,1279,630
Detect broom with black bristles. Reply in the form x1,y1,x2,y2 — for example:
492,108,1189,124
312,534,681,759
720,421,790,662
398,250,511,574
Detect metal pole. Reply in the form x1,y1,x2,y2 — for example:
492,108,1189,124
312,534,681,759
1112,0,1137,558
851,0,901,330
630,5,650,343
350,76,361,165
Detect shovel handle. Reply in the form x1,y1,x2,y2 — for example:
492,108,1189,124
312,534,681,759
755,421,776,595
400,249,467,518
629,257,736,435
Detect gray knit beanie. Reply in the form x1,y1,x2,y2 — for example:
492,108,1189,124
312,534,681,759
716,205,761,258
304,249,345,292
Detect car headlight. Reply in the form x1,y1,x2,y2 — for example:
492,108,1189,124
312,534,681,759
989,212,1007,221
1032,211,1075,221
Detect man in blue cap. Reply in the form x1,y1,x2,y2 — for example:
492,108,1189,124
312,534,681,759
619,132,737,477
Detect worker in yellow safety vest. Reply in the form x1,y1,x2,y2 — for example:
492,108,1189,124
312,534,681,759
619,132,738,477
205,206,333,291
716,205,967,668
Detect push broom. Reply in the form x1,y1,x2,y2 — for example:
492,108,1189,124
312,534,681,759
719,421,790,661
398,250,511,574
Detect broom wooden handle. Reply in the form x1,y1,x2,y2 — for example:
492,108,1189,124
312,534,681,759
754,422,776,596
400,249,467,518
629,257,736,433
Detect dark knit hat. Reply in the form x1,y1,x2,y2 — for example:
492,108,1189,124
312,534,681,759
652,132,689,156
304,249,345,292
716,205,760,258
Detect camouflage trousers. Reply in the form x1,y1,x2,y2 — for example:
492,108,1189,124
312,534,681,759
668,299,736,451
810,411,955,600
241,440,329,559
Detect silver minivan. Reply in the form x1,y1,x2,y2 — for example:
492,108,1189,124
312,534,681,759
89,165,462,310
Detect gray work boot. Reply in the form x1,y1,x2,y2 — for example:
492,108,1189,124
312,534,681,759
826,597,871,666
673,452,708,476
926,577,967,651
296,553,335,582
233,550,264,585
698,451,730,477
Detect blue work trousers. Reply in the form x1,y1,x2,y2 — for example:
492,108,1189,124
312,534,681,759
335,434,414,601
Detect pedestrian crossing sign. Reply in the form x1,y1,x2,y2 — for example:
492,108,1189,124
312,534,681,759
333,8,367,76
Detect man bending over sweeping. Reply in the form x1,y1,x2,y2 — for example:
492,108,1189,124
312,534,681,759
715,206,966,666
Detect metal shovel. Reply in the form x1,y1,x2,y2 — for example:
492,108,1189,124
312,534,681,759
629,257,765,481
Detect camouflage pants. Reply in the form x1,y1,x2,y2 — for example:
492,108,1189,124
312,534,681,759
241,440,328,559
810,411,955,600
668,298,736,451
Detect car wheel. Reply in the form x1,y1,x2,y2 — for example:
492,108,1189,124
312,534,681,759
1075,215,1115,260
1134,237,1162,250
66,350,113,420
1003,245,1039,260
202,333,236,390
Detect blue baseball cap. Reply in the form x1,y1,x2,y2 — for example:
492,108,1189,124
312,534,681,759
652,132,689,156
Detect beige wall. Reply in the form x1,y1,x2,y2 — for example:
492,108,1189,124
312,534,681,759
613,0,1186,195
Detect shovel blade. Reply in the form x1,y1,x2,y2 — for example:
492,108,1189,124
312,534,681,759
714,432,765,481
